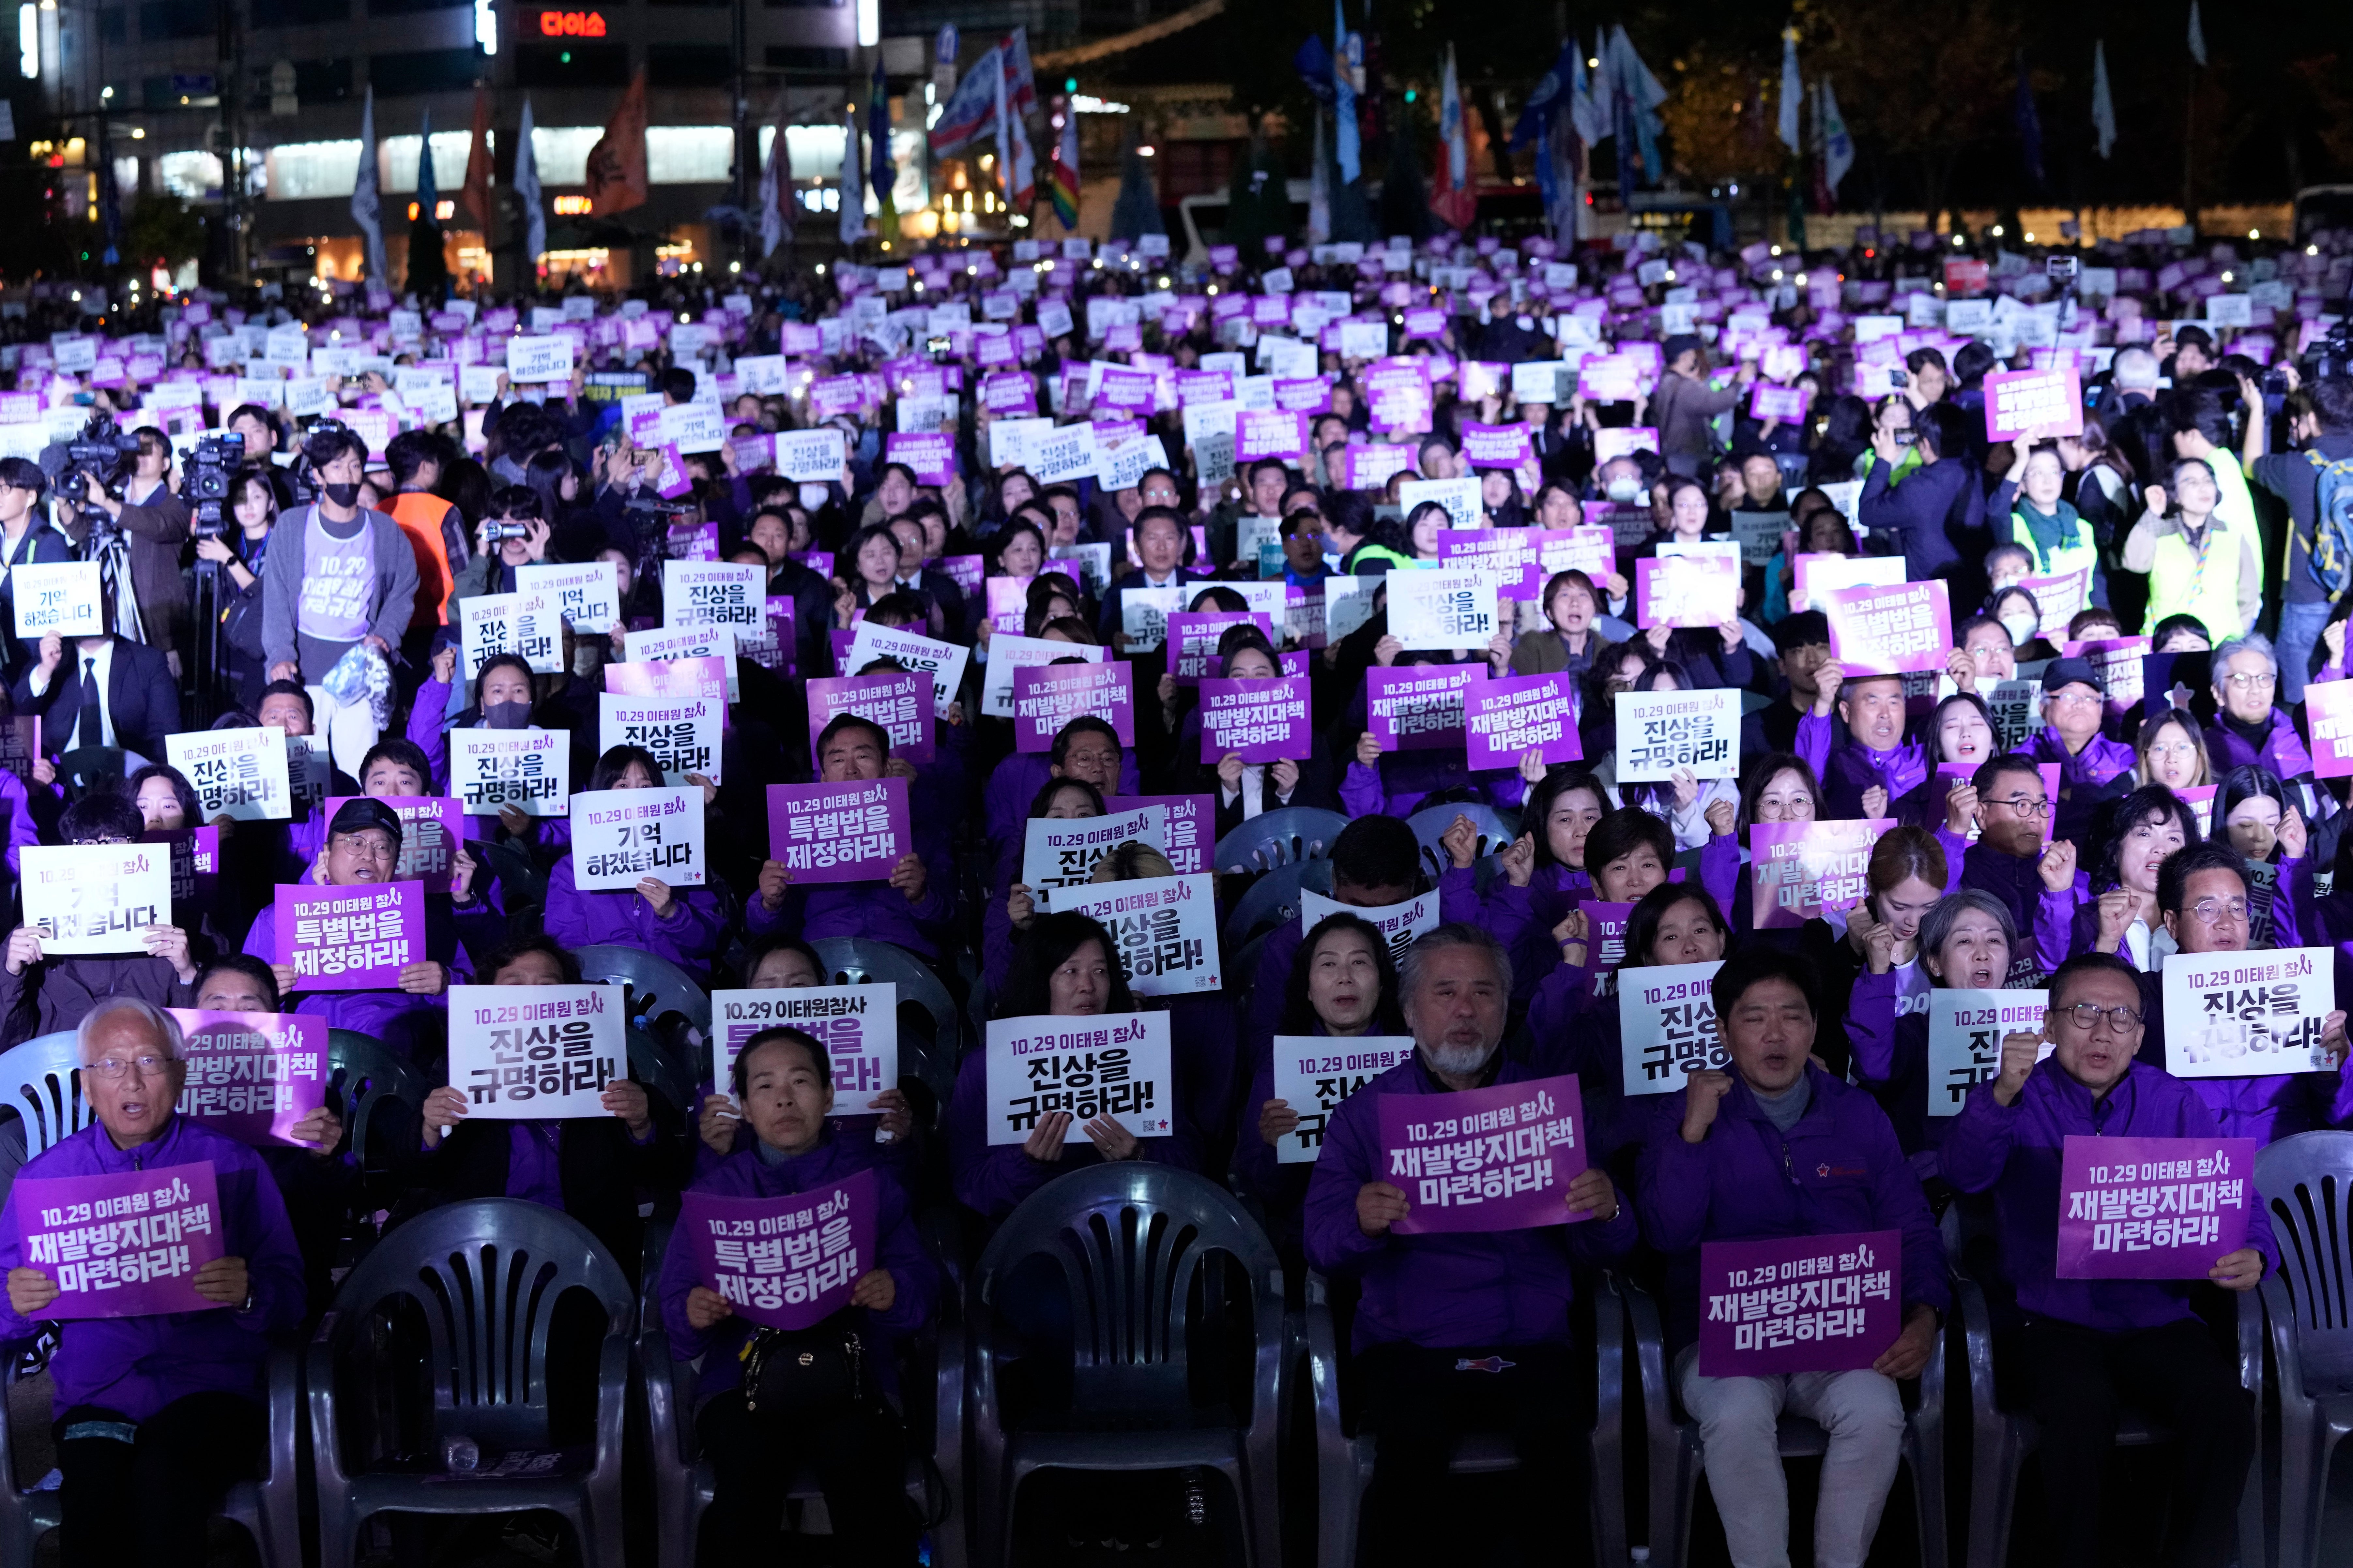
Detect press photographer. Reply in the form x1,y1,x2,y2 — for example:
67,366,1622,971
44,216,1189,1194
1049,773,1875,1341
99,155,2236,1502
70,425,189,678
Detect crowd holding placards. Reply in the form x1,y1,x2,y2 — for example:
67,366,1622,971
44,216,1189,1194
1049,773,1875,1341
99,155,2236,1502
6,215,2353,1563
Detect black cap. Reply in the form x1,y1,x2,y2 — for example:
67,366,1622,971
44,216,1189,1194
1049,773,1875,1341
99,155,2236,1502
328,797,404,846
1663,333,1706,365
2040,657,2102,695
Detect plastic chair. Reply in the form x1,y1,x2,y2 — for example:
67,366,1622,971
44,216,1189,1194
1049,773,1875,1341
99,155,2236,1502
1404,801,1519,885
1305,1268,1627,1568
627,1029,694,1121
572,944,711,1039
307,1198,634,1567
636,1213,968,1568
1212,807,1352,874
1952,1198,2264,1568
473,836,546,918
813,936,965,1071
52,746,126,802
1625,1275,1946,1568
0,1032,89,1156
970,1164,1285,1568
1221,857,1334,952
326,1028,429,1180
2257,1130,2353,1568
0,1334,305,1567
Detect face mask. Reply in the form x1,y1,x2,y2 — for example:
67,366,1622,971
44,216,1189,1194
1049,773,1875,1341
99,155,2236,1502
2002,614,2038,647
571,642,603,678
483,700,533,730
1514,315,1536,333
1606,478,1643,505
322,482,360,508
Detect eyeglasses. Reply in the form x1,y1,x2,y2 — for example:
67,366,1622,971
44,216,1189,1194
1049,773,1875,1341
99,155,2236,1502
2048,690,2103,707
2063,1003,2144,1036
1989,796,2053,816
84,1054,172,1080
2223,673,2277,691
2189,897,2249,925
2146,740,2199,758
331,834,397,860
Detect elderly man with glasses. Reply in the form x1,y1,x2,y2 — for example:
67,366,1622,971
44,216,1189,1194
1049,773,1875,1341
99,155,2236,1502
0,996,306,1565
1942,949,2275,1568
2025,657,2137,846
2200,633,2316,788
1954,755,2085,980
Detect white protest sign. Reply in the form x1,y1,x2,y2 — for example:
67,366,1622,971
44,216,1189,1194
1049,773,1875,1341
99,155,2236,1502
1926,989,2051,1117
10,561,103,638
2163,947,2337,1078
984,1011,1175,1144
450,728,571,817
1619,960,1730,1094
659,401,728,455
460,589,564,678
1398,476,1483,531
598,692,724,786
662,560,765,637
1614,689,1741,782
1300,887,1438,964
447,983,624,1117
981,635,1105,719
20,843,172,954
776,427,848,483
1118,584,1188,652
1270,1035,1417,1164
845,620,969,718
710,984,899,1115
1041,874,1221,996
624,625,740,701
568,785,707,892
1027,423,1101,485
166,726,293,821
1384,569,1499,651
515,561,621,635
1021,806,1165,891
504,336,575,384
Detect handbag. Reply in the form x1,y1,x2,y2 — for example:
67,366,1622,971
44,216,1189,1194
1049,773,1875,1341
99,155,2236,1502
737,1313,873,1418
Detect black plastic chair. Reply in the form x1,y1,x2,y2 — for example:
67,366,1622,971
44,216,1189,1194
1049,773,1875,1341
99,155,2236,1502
1221,857,1334,952
53,745,126,802
326,1028,428,1183
1212,807,1352,875
2257,1129,2353,1568
1405,801,1519,887
813,935,965,1083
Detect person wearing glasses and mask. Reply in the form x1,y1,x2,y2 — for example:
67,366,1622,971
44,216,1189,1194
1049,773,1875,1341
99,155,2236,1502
2023,658,2137,848
0,457,75,685
0,793,203,1040
2199,633,2315,789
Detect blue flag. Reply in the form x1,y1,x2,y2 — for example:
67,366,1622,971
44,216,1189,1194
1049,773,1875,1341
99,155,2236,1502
416,107,436,216
1333,0,1359,184
868,64,892,204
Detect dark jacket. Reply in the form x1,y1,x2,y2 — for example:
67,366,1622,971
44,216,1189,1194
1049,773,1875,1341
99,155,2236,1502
78,487,191,661
10,635,181,759
1857,455,1973,579
0,521,76,679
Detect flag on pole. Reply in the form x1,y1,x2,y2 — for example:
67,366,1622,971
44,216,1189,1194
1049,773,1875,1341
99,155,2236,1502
1004,77,1036,209
837,105,868,247
1777,29,1801,154
585,69,649,215
463,84,494,231
514,96,546,270
1049,107,1079,229
2015,52,2044,188
2091,41,2117,159
415,108,437,218
1604,26,1667,186
2187,0,2207,66
1332,0,1360,184
993,54,1013,206
1002,27,1037,116
1309,109,1332,244
929,41,1004,157
756,101,790,258
866,63,891,203
1819,74,1853,195
1440,43,1467,188
351,85,387,283
1569,44,1607,147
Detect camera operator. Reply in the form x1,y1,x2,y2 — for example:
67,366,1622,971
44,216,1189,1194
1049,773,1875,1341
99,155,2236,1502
73,426,190,677
258,427,418,776
447,487,551,612
195,468,279,710
226,405,298,511
0,456,75,684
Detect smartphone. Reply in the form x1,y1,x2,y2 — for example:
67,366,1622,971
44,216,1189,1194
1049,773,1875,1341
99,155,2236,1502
1892,430,1919,446
1888,369,1909,389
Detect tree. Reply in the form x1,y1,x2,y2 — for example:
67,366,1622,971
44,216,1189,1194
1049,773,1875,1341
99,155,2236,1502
121,195,205,275
1659,42,1776,188
1809,0,2018,228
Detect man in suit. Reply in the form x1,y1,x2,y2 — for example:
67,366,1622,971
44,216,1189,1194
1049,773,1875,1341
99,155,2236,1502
885,506,968,642
12,622,180,762
1097,505,1209,649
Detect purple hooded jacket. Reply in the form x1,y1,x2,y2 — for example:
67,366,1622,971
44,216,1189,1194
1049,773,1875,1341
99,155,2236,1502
1303,1049,1640,1351
1796,710,1929,820
542,857,726,977
0,1117,306,1419
2203,707,2315,782
1941,1056,2278,1331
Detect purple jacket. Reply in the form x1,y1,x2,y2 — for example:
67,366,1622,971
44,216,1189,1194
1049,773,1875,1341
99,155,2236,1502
983,750,1143,882
1245,867,1480,1051
2028,725,2139,845
0,1117,306,1419
1796,711,1928,820
654,1132,934,1401
2203,708,2315,781
1958,842,2082,978
1303,1049,1640,1351
1636,1063,1950,1349
744,864,955,961
1338,756,1531,822
241,896,487,1060
542,857,726,977
1941,1057,2278,1331
1474,861,1593,992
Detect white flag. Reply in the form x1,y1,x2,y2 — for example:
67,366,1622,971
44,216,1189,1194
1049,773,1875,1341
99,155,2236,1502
1776,30,1801,154
1440,43,1467,187
837,105,867,247
2187,0,2207,66
756,105,790,258
513,95,546,268
350,86,387,284
1819,74,1854,196
2091,42,2117,160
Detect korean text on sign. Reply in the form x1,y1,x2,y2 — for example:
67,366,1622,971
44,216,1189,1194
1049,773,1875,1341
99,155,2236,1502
1269,1035,1416,1164
447,983,623,1117
1040,873,1220,997
2055,1136,2257,1279
17,1163,223,1319
680,1168,876,1332
765,776,910,883
167,1009,331,1148
1698,1229,1901,1377
711,984,898,1116
276,881,421,989
1619,960,1730,1094
1375,1073,1589,1234
984,1011,1175,1145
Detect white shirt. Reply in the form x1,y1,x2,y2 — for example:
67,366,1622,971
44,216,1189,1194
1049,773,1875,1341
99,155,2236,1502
30,637,116,748
1220,762,1295,821
2126,917,2178,973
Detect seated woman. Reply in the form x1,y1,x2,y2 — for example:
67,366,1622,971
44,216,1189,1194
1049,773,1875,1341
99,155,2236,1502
991,775,1106,989
0,792,202,1043
542,744,728,978
412,936,690,1275
946,911,1200,1221
1846,887,2022,1158
1900,692,2002,843
656,1024,937,1565
1610,656,1739,849
1174,630,1340,838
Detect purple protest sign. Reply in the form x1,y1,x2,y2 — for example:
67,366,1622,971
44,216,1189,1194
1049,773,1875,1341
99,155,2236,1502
1273,378,1333,414
1749,384,1808,422
17,1163,224,1319
1012,661,1136,752
804,672,934,766
1983,366,2086,441
1697,1230,1902,1377
1822,580,1953,676
2056,1136,2257,1279
678,1168,878,1331
276,880,425,991
1461,421,1533,468
322,796,464,895
1636,554,1740,629
1198,676,1313,763
1434,529,1545,599
765,777,910,882
1165,610,1275,685
2308,679,2353,778
1377,1073,1590,1234
168,1009,330,1148
984,576,1031,634
884,431,956,487
1236,410,1309,462
1465,673,1583,769
1366,664,1486,751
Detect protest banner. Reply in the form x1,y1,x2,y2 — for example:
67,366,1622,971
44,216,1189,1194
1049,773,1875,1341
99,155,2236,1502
1924,989,2052,1116
1434,529,1545,599
1615,689,1741,782
1376,1073,1590,1233
1461,421,1535,468
19,843,170,954
275,881,423,990
450,728,571,816
1697,1230,1901,1377
1300,887,1439,963
678,1170,877,1331
285,733,331,819
1749,819,1890,930
460,589,563,678
1790,553,1906,613
1398,476,1483,531
844,620,969,718
1011,661,1134,752
319,794,461,894
984,1011,1175,1144
1366,664,1486,751
505,335,574,383
167,726,294,821
2162,946,2337,1077
1619,960,1729,1094
1386,569,1499,652
570,786,706,891
1983,365,2086,441
1344,443,1414,490
2309,678,2353,778
15,1164,222,1319
1749,384,1808,422
1195,676,1310,763
1235,409,1308,461
776,427,848,483
1117,583,1189,653
806,671,934,765
514,560,621,634
447,983,624,1117
1822,580,1953,676
167,1009,330,1148
983,636,1108,726
663,560,766,639
1040,873,1221,996
1164,611,1274,686
885,430,957,486
2055,1136,2258,1278
1985,678,2042,752
2064,636,2152,715
710,984,898,1115
10,561,103,637
765,777,910,883
625,625,740,700
2020,567,2092,637
1464,673,1581,769
1635,554,1740,629
1102,794,1215,875
1269,1035,1418,1164
1730,510,1791,566
1022,806,1164,892
599,692,723,785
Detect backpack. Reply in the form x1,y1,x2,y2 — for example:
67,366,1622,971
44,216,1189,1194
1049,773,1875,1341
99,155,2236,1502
2304,448,2353,595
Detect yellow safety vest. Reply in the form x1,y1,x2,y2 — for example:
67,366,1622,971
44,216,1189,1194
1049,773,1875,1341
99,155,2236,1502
2141,520,2244,641
2004,507,2099,585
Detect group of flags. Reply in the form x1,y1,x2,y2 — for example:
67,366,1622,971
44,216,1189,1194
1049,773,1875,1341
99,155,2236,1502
925,28,1078,234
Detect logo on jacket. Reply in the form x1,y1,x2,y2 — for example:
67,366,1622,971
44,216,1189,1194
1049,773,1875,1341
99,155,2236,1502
1816,1162,1867,1177
1454,1356,1516,1374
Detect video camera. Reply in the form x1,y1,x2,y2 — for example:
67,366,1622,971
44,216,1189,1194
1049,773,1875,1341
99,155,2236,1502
181,433,245,542
2309,319,2353,384
59,414,140,502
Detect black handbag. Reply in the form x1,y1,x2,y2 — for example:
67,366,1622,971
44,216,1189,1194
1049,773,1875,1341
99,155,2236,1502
737,1313,873,1418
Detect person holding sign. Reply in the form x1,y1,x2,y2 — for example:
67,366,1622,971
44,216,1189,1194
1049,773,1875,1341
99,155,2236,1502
12,599,180,763
1846,884,2024,1157
413,938,688,1278
0,793,201,1038
543,745,726,977
1636,947,1948,1568
1953,756,2084,979
0,998,305,1565
751,713,953,962
1302,926,1634,1566
1795,667,1924,822
1100,508,1209,649
0,457,75,684
1183,631,1338,837
1991,438,2102,602
656,1025,936,1565
1940,952,2270,1568
2063,785,2205,967
258,426,420,777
